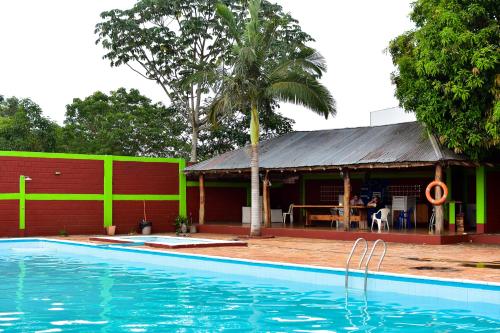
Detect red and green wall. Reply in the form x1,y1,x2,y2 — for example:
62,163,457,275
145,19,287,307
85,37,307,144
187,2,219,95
0,150,498,237
0,151,186,236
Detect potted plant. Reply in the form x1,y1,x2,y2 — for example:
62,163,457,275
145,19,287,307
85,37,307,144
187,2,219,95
139,201,152,235
174,215,189,235
105,225,116,236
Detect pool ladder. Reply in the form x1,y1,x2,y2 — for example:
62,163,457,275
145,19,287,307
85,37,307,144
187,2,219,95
345,238,387,291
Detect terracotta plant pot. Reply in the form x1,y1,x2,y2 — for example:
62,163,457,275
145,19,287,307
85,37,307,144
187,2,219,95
106,225,116,236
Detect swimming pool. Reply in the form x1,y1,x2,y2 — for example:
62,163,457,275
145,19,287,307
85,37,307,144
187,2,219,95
90,235,248,249
1,239,498,332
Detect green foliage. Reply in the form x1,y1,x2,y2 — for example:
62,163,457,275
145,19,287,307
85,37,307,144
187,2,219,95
0,95,61,152
95,0,312,161
389,0,499,159
62,88,189,157
212,0,335,235
212,0,336,137
173,215,189,235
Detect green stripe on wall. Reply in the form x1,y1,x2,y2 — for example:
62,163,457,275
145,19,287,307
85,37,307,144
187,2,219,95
476,166,486,225
19,176,26,230
104,156,113,227
449,201,455,225
178,160,187,217
0,193,19,200
26,194,105,201
187,181,250,188
112,194,180,201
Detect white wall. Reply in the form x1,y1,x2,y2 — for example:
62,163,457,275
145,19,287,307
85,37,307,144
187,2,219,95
370,107,416,126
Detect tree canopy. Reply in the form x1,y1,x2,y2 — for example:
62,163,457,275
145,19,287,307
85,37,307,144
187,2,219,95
389,0,499,159
95,0,312,161
0,95,60,152
212,0,335,235
62,88,189,157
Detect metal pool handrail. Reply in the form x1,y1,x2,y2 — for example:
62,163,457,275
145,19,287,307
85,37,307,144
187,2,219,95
345,237,368,288
363,239,387,291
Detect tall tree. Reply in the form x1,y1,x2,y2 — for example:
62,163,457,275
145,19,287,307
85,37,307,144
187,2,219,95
213,0,336,236
0,95,60,152
95,0,312,162
63,88,189,157
389,0,499,159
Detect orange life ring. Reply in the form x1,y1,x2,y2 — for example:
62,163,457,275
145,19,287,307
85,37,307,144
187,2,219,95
425,180,448,206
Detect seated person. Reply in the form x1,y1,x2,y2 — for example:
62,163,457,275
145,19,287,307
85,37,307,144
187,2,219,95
367,195,385,224
367,195,384,209
349,195,364,206
349,195,364,228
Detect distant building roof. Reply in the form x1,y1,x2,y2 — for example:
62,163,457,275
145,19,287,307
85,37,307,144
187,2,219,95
185,122,468,173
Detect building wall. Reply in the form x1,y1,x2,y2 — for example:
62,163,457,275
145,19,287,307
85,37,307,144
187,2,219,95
370,107,416,126
0,153,183,237
187,185,247,223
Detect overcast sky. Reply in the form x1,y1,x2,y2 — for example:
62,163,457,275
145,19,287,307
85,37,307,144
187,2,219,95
0,0,414,130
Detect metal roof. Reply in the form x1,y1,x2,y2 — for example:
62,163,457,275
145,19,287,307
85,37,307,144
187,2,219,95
186,122,467,172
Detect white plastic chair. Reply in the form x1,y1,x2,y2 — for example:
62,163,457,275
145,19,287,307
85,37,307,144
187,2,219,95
282,204,294,226
371,208,390,233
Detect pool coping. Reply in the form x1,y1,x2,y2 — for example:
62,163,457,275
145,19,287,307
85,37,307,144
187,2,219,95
1,237,499,290
88,235,248,249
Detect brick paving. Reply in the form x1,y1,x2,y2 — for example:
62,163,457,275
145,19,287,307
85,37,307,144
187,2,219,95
58,233,500,283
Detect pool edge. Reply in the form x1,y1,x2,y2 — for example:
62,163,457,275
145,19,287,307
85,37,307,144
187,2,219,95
1,237,499,290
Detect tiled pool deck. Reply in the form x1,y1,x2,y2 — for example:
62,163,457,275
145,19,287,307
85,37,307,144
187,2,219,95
56,233,500,283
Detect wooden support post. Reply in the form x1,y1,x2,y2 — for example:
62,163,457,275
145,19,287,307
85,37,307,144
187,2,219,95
435,164,443,234
199,174,205,225
343,168,351,231
263,171,271,228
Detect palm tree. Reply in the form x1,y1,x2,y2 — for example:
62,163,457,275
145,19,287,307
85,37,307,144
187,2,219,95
212,0,336,236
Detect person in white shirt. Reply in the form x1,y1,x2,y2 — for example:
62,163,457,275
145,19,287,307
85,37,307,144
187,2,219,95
350,195,364,206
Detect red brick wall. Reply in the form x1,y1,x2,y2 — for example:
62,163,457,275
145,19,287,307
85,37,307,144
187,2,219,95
113,161,179,194
25,201,104,236
0,155,181,237
0,157,103,193
0,200,19,237
187,186,247,223
487,170,500,233
113,201,177,234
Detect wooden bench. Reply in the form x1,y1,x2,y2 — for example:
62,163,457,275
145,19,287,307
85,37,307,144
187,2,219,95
307,213,362,228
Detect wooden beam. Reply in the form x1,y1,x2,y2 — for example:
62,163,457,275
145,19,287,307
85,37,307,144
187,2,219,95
435,163,443,234
343,168,351,231
199,174,205,225
263,171,271,228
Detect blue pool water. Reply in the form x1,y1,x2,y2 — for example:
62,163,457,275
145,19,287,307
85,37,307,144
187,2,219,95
0,239,498,332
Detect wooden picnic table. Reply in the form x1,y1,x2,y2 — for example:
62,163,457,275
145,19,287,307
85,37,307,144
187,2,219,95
291,204,369,229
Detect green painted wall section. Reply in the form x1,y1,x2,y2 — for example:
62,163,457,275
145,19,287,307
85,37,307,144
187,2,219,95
19,176,26,230
0,151,185,231
178,160,187,217
112,194,179,201
476,166,487,225
0,193,20,200
26,194,105,201
103,156,113,227
449,201,456,225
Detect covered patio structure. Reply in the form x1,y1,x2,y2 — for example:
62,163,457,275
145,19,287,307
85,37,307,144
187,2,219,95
185,122,500,244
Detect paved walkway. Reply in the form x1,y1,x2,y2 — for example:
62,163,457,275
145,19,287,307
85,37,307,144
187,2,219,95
60,233,500,283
